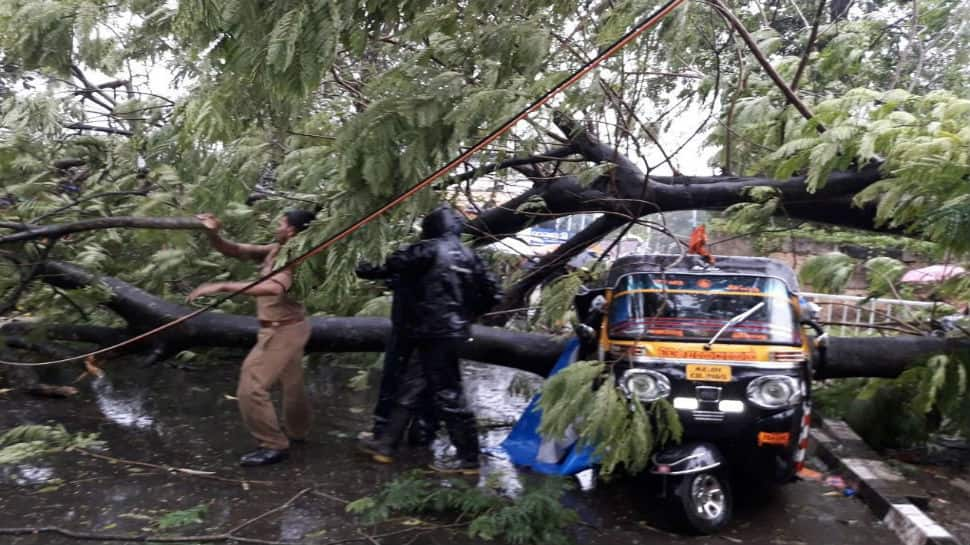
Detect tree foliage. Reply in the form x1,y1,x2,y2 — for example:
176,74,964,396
0,424,103,464
2,0,970,456
537,360,682,477
346,470,579,545
2,0,969,318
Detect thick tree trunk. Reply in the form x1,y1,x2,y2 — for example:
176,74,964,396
468,115,893,319
19,260,566,372
816,336,970,379
10,260,966,381
0,217,204,244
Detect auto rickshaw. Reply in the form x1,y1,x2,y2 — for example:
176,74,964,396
573,254,825,533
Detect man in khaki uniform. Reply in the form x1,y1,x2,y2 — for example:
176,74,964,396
188,210,315,466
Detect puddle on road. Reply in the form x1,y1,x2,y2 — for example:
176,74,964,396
90,376,155,431
1,464,55,486
0,356,898,545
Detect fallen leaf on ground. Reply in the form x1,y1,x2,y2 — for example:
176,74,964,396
176,468,216,476
27,384,79,397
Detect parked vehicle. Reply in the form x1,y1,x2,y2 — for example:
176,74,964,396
574,254,826,533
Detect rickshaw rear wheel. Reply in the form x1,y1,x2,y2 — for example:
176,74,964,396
675,470,733,534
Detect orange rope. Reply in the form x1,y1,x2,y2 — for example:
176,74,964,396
0,0,687,367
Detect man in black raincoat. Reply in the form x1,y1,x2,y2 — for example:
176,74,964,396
355,258,435,446
357,204,501,473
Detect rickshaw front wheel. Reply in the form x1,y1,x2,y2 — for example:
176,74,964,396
675,470,733,534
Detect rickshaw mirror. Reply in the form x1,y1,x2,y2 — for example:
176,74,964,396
799,301,820,322
574,323,597,341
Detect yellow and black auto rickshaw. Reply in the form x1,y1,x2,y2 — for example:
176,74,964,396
575,254,824,533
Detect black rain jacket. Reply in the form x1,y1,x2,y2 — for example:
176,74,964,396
359,206,501,339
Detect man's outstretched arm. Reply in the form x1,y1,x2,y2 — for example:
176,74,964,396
186,272,292,302
197,213,272,261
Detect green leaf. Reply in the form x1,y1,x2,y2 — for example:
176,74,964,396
799,252,857,293
805,142,838,191
266,7,307,73
863,257,904,297
156,504,207,530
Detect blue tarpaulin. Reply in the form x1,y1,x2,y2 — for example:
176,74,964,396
500,338,599,475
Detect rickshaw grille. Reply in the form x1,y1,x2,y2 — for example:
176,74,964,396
692,410,726,423
770,351,806,363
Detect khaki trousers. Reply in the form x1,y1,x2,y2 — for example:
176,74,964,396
237,321,311,450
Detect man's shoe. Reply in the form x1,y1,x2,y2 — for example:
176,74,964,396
239,448,289,467
358,438,394,464
407,417,438,447
429,457,480,475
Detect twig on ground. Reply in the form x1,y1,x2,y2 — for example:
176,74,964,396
312,489,351,504
357,528,381,545
0,487,368,545
229,488,312,535
74,448,281,486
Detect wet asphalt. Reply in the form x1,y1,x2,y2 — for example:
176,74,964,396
0,357,897,544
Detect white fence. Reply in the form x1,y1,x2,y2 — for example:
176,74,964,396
802,292,939,336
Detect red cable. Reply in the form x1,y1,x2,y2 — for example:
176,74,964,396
0,0,687,367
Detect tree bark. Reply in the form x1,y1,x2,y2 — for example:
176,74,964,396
11,260,965,381
816,336,970,379
483,214,629,322
0,217,205,244
17,260,566,372
468,114,892,318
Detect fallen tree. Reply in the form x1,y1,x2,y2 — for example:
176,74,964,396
2,260,566,371
465,114,893,321
3,260,966,380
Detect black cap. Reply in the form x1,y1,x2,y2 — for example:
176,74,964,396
284,209,316,232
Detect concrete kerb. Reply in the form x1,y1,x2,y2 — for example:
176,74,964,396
811,417,962,545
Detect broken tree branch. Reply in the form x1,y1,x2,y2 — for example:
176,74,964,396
790,0,827,92
63,123,134,137
0,216,204,244
708,0,823,130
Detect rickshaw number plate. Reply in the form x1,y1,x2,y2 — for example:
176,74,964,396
686,364,732,382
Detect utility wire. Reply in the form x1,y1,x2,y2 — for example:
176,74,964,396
0,0,688,367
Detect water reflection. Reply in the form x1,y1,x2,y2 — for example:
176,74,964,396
91,376,155,431
1,464,54,485
279,505,315,541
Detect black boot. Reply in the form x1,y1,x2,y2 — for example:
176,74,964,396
370,415,389,439
240,447,289,467
430,415,480,474
358,437,394,464
407,416,438,447
359,406,410,464
408,389,439,447
441,411,481,468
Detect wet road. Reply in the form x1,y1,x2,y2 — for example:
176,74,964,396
0,358,896,544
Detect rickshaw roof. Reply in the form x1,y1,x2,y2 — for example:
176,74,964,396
605,254,800,292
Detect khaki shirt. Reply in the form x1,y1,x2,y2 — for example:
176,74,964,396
255,244,305,322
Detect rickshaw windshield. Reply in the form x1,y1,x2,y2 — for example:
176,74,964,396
608,273,801,346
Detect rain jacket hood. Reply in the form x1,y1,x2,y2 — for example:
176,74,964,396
421,205,465,239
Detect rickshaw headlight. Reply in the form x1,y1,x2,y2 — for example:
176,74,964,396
621,369,671,402
746,376,802,408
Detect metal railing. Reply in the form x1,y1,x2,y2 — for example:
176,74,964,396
802,292,938,336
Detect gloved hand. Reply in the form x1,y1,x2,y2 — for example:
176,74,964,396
355,261,380,278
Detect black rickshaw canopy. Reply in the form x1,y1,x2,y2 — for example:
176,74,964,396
604,254,800,293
